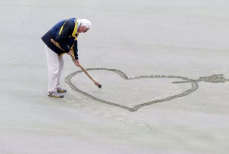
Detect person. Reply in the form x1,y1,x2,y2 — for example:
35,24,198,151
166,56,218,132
41,18,91,98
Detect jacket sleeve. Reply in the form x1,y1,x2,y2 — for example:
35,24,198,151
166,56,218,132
73,40,79,60
55,20,72,52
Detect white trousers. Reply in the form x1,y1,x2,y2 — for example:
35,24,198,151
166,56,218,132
45,45,64,92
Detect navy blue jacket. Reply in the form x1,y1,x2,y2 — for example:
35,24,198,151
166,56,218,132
41,18,79,59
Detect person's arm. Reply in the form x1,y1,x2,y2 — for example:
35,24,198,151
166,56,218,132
55,20,72,52
67,40,79,66
73,40,78,60
73,40,80,66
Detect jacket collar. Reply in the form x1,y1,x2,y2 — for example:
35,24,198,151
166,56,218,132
72,20,79,37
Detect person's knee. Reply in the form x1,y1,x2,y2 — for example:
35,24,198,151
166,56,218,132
50,65,60,74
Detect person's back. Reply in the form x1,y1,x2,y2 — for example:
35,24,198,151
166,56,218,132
41,18,76,55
